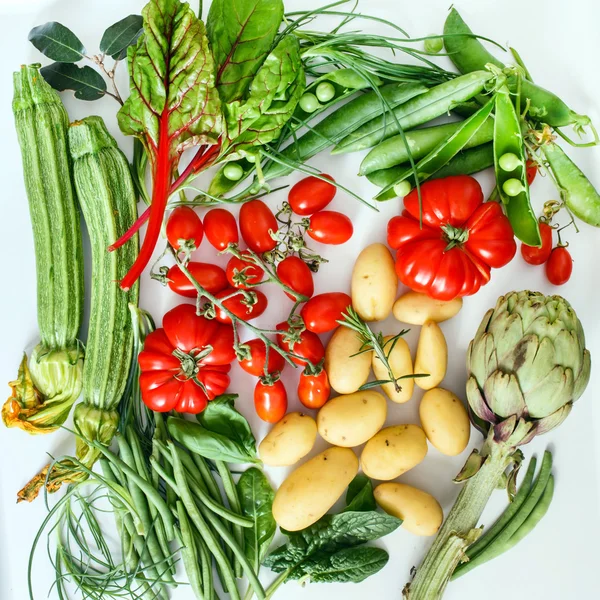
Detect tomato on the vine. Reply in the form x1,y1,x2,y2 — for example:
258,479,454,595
300,292,352,333
214,288,268,324
521,222,553,265
307,211,353,245
226,252,264,289
239,200,278,253
288,174,336,215
167,262,228,297
276,256,314,300
546,246,572,285
203,208,239,251
276,322,325,366
254,379,287,423
298,369,330,409
526,159,538,186
166,206,203,251
238,339,285,377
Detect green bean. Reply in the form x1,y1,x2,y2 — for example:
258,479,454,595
176,502,204,599
216,460,244,578
196,531,214,600
192,454,223,504
543,142,600,227
333,71,493,154
360,117,493,175
493,84,541,246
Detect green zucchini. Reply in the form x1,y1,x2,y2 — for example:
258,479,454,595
4,64,84,434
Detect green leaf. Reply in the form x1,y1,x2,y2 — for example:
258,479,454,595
237,467,276,571
198,395,256,457
40,63,107,101
100,15,143,60
207,0,284,103
28,22,86,63
345,475,376,512
288,547,389,583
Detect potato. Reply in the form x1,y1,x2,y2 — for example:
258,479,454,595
361,424,427,480
272,447,358,531
351,243,397,321
317,390,387,447
259,412,317,466
374,483,443,536
414,321,447,390
372,336,413,404
393,291,462,325
419,388,470,456
325,326,372,394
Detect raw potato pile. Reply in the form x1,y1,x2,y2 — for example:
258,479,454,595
261,244,472,536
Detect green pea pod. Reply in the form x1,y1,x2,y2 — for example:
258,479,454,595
493,85,541,246
374,98,494,201
542,142,600,227
208,158,255,198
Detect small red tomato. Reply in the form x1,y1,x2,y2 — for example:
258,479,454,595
526,159,538,186
307,211,353,245
203,208,239,250
239,200,278,253
276,322,325,366
167,262,228,298
276,256,314,300
254,379,287,423
239,339,285,377
546,246,573,285
521,222,553,266
214,288,268,324
300,292,352,334
298,369,330,409
288,174,336,215
166,206,204,251
226,252,264,289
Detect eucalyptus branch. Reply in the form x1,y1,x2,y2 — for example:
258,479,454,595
89,54,124,105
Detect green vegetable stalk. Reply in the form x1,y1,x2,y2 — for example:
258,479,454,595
404,291,590,599
4,65,84,434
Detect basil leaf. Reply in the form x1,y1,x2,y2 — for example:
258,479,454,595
99,15,143,60
237,468,276,570
288,547,389,583
198,395,256,457
29,22,86,63
167,416,258,464
40,63,106,101
345,475,376,512
207,0,284,103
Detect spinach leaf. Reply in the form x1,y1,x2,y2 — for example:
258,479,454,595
28,22,85,63
207,0,284,103
237,468,276,570
345,474,376,512
99,15,143,60
288,547,389,583
197,395,256,456
41,63,107,101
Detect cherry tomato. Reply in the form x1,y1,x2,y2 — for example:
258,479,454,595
203,208,239,251
166,206,204,251
298,369,330,409
276,256,314,300
307,211,353,245
526,159,538,186
239,200,278,253
167,262,228,298
546,246,572,285
226,252,264,289
238,339,285,377
521,222,553,265
276,322,325,366
254,379,287,423
288,174,336,215
214,288,268,324
300,292,352,334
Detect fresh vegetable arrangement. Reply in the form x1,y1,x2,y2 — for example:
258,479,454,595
5,0,597,599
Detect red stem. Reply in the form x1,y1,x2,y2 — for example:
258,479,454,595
108,206,150,252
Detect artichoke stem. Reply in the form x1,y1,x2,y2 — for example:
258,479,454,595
404,434,516,600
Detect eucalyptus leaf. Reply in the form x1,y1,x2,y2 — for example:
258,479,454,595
41,63,107,101
345,475,376,512
28,22,85,62
100,15,143,60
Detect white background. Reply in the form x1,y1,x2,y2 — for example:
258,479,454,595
1,0,599,599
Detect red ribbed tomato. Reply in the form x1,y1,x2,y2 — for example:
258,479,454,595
387,176,516,301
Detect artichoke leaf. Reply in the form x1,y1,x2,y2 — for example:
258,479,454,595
484,371,526,419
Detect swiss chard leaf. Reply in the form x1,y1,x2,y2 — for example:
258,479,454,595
41,63,107,101
100,15,143,60
237,468,276,570
345,475,376,512
207,0,284,103
28,22,85,63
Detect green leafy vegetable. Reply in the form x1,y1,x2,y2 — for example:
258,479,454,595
207,0,284,103
40,63,107,101
28,21,85,62
99,15,143,60
345,475,376,512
